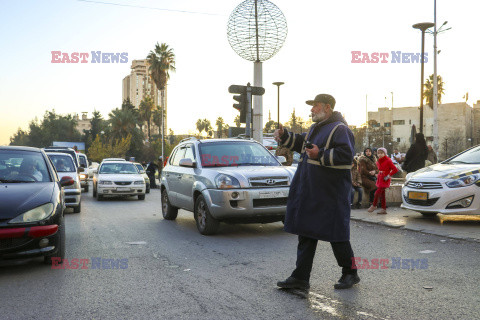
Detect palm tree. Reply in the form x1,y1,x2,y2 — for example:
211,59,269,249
152,106,163,135
216,117,225,138
139,96,155,142
196,119,205,136
147,42,176,159
109,108,138,139
424,74,445,109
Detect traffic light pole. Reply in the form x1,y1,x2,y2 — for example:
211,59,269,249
246,83,252,138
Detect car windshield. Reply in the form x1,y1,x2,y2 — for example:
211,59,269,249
135,164,145,173
48,154,76,172
0,150,51,182
99,162,138,174
199,141,280,167
79,155,87,167
445,146,480,164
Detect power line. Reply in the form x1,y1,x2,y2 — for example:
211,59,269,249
76,0,222,16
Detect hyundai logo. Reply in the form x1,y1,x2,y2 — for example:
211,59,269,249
266,179,276,185
413,183,423,188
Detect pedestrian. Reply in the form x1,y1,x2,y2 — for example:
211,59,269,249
427,145,438,164
275,144,293,166
274,93,360,290
145,161,158,189
402,133,428,173
390,148,402,164
358,148,378,206
351,158,363,209
368,148,398,214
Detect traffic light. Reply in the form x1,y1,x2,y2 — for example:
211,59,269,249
233,93,247,123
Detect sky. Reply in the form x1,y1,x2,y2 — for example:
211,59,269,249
1,0,479,145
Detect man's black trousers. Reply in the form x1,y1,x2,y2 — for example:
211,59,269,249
291,235,356,282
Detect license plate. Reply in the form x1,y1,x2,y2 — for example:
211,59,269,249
259,190,288,199
117,187,131,192
408,191,428,200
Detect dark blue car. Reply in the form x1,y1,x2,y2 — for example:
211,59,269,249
0,146,73,264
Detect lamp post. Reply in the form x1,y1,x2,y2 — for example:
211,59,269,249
272,82,284,129
413,22,434,134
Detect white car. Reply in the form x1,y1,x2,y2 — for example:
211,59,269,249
401,145,480,216
46,152,82,213
93,161,146,200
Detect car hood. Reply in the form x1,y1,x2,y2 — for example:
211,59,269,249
215,165,296,181
407,163,480,180
0,183,54,219
98,174,142,181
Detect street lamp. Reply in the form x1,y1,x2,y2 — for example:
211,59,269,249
427,1,452,154
413,22,434,134
272,82,284,129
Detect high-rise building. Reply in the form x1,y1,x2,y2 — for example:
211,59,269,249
122,59,166,137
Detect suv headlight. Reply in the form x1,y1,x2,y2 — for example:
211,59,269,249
80,173,87,179
9,203,55,224
99,180,113,185
134,180,145,185
445,174,480,188
215,174,240,189
405,173,413,182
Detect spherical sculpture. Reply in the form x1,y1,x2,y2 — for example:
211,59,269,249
227,0,287,62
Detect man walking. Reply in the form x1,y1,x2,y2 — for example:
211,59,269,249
275,94,359,290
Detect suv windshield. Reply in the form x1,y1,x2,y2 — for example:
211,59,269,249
0,150,51,182
48,154,76,172
99,162,138,174
446,146,480,164
199,141,280,167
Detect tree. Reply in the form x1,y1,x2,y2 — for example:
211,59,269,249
215,117,225,138
84,110,107,151
9,128,30,146
234,115,241,128
139,96,155,142
88,134,132,163
109,107,138,139
196,119,205,136
195,119,212,137
285,109,305,134
9,110,82,148
152,106,163,135
424,74,445,109
264,120,276,133
147,43,176,159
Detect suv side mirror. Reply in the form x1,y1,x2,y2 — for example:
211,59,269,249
276,156,287,164
179,158,196,168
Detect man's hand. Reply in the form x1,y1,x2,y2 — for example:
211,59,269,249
274,123,284,143
305,144,320,159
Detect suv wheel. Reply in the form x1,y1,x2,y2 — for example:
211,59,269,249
194,195,220,235
92,185,97,197
96,191,103,201
161,189,178,220
84,185,89,192
73,203,81,213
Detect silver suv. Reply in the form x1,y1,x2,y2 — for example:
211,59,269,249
160,138,296,235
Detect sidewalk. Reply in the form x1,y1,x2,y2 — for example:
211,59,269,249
350,206,480,243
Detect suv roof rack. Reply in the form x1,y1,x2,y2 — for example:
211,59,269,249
45,146,73,149
179,137,198,143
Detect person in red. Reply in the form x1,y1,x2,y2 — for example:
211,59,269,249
367,147,398,214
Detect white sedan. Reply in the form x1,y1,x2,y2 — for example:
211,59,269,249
401,146,480,216
93,161,146,200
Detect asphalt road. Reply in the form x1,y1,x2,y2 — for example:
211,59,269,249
1,185,479,319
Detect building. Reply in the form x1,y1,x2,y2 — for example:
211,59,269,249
368,101,480,158
75,112,91,134
122,59,168,138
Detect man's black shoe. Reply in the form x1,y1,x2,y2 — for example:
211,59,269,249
334,274,360,289
277,276,310,290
